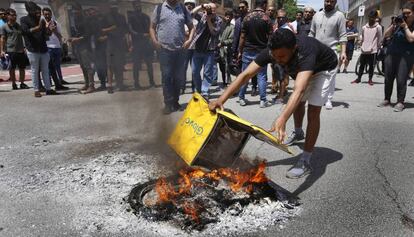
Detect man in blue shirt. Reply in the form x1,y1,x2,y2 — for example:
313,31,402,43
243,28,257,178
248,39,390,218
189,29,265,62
0,9,6,27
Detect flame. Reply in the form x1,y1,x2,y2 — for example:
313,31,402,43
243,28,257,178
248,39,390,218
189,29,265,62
153,162,268,220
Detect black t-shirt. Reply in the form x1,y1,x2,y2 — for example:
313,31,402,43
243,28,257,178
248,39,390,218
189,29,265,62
104,12,128,52
254,36,338,78
241,9,273,53
297,20,311,37
195,26,211,52
71,15,93,51
20,15,49,53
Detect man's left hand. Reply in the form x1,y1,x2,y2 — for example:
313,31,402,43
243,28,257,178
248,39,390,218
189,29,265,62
182,39,192,49
269,118,287,142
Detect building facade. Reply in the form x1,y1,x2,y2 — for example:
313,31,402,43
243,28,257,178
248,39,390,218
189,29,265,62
348,0,405,30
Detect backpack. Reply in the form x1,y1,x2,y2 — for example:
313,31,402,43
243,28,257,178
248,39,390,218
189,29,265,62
155,3,188,26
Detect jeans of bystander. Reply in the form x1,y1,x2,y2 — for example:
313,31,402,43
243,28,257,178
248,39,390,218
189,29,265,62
27,52,51,91
159,48,186,106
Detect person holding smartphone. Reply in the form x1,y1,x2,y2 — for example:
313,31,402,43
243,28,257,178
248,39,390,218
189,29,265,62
377,2,414,112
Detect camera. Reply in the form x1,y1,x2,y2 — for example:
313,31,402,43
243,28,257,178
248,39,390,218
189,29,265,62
394,14,406,24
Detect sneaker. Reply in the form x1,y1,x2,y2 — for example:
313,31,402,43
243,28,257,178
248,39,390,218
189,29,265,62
368,80,374,86
393,102,405,112
83,86,95,94
107,87,114,94
39,86,46,92
20,83,29,89
61,79,70,85
80,85,88,91
351,79,361,84
45,89,58,95
337,69,341,73
273,98,284,104
260,100,272,108
342,69,348,74
284,130,305,146
239,98,247,106
251,88,258,97
286,160,312,179
34,91,42,98
325,100,333,110
377,100,391,107
12,83,18,90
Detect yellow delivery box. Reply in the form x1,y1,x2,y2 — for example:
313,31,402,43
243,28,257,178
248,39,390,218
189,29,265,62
167,93,294,169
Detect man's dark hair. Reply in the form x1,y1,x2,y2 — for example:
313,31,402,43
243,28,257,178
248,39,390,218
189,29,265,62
402,2,414,11
225,10,233,17
42,7,52,13
268,28,297,49
255,0,267,8
296,10,304,15
0,8,6,12
368,10,378,18
6,8,16,15
240,0,249,7
25,1,41,12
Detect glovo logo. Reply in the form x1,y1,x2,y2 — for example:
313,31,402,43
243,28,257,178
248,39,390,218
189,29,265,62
182,117,204,135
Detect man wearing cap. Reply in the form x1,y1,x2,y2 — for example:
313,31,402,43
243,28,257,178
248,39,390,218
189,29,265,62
149,0,195,114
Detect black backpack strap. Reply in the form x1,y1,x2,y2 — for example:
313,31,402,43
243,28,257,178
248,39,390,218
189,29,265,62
179,3,188,24
156,3,163,26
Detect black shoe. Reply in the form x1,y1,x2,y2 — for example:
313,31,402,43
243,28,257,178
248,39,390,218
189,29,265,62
61,79,70,85
163,105,173,115
134,83,142,90
173,103,184,112
20,83,29,89
107,87,114,94
96,85,107,91
150,81,156,88
12,83,18,90
39,86,46,92
251,87,258,97
46,89,58,95
55,85,69,91
409,79,414,87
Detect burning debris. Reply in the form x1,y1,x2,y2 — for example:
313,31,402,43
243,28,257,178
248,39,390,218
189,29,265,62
129,162,300,232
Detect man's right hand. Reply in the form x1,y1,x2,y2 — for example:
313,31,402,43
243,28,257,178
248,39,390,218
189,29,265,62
0,51,5,58
208,100,224,112
153,40,162,50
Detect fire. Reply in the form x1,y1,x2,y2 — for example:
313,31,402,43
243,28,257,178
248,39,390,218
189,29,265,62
154,162,268,221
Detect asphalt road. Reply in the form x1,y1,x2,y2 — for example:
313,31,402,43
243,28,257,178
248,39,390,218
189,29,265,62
0,56,413,236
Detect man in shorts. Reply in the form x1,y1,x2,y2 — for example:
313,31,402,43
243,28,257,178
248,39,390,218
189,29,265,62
209,29,338,178
0,8,29,90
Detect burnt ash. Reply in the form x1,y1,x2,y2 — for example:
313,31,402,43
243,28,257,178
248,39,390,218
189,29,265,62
129,175,296,232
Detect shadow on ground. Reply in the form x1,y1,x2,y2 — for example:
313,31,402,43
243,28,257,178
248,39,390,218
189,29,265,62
266,146,343,196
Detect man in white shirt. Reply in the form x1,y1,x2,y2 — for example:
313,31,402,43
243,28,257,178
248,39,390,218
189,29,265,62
290,10,303,33
42,7,68,90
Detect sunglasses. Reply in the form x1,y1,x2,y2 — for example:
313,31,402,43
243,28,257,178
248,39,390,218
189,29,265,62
238,6,246,9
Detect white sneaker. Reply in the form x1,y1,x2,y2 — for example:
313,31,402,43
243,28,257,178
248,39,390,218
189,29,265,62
239,98,247,106
286,160,312,179
260,100,272,108
325,100,333,110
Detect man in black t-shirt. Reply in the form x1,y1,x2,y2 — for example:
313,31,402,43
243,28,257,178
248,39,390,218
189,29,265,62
209,29,338,179
128,0,155,89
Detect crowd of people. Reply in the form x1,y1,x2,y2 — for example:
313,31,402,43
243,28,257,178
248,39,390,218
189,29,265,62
0,0,413,178
0,0,413,111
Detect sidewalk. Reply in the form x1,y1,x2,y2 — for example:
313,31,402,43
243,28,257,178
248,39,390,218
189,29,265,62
0,64,83,84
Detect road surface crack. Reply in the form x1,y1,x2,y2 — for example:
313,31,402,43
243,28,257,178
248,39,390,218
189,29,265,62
373,141,414,232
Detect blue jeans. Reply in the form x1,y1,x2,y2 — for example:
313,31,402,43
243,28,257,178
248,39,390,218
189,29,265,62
27,52,51,91
192,51,215,95
182,49,194,90
48,48,63,83
158,48,186,106
239,51,268,101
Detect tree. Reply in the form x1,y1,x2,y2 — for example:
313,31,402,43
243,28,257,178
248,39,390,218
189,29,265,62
282,0,300,21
